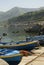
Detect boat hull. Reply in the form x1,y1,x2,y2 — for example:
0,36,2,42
0,49,22,63
39,40,44,46
1,43,37,51
2,55,22,62
0,41,38,51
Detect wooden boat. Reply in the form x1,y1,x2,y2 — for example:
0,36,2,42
39,40,44,46
0,41,38,51
0,49,22,63
26,35,44,46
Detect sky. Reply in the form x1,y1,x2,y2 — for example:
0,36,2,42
0,0,44,11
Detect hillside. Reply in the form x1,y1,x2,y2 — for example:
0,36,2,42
0,8,44,36
0,7,37,21
8,9,44,23
7,9,44,35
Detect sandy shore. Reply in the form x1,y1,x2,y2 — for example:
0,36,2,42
18,47,44,65
0,59,9,65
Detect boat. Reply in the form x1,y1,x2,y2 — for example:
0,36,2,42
26,35,44,46
38,40,44,46
0,49,22,63
0,41,38,51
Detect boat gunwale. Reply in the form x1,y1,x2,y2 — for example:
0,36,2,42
0,53,23,58
0,41,38,48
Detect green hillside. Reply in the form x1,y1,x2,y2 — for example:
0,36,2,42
8,9,44,23
0,9,44,36
8,9,44,36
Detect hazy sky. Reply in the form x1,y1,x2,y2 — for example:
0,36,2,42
0,0,44,11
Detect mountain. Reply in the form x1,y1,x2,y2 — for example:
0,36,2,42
0,7,39,21
0,7,44,36
0,12,4,18
8,9,44,35
8,9,44,23
0,12,4,15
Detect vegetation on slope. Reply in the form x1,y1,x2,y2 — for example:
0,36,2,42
8,9,44,35
8,9,44,23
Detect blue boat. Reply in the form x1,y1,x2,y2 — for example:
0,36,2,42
26,35,44,46
0,41,38,51
0,49,22,62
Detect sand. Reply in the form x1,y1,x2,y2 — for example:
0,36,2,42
18,47,44,65
0,59,9,65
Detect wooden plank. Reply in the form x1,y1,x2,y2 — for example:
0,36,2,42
18,47,44,65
